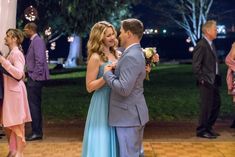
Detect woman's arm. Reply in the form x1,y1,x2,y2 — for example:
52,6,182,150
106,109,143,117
0,52,25,80
86,53,106,93
230,42,235,60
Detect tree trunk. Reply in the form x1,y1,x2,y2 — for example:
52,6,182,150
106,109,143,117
64,34,81,68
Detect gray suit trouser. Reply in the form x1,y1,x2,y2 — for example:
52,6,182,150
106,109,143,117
116,125,145,157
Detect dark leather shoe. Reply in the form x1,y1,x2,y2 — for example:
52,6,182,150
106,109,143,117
209,130,220,136
26,134,43,141
197,132,217,139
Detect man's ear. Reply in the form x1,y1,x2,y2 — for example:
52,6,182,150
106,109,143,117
205,28,210,35
127,30,132,38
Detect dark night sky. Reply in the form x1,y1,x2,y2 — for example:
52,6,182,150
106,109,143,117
18,0,235,32
132,0,235,29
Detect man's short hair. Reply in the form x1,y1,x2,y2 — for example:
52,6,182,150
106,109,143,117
24,22,38,32
121,18,144,39
202,20,216,34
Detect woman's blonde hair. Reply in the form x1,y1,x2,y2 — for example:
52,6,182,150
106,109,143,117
6,28,24,52
87,21,118,62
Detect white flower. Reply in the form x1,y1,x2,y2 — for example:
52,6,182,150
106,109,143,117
145,49,153,58
143,47,156,59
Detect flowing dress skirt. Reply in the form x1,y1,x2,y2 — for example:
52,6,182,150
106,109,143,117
82,86,118,157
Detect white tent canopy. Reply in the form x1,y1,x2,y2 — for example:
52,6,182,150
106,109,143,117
0,0,17,55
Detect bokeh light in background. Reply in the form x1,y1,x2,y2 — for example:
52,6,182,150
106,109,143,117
24,5,38,21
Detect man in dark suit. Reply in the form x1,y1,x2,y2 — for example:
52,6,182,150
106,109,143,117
192,20,221,139
23,23,50,141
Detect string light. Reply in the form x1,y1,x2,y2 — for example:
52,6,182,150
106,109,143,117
24,5,38,21
189,47,194,52
186,37,191,43
67,36,74,42
50,42,56,50
45,27,52,36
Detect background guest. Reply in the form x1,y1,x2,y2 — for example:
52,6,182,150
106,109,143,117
0,58,17,139
225,42,235,128
192,20,221,139
23,22,50,141
0,28,32,157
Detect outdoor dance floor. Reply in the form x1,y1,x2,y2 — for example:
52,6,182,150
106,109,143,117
1,141,235,157
0,120,234,157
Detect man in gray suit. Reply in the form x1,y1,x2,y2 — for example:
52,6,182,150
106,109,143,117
104,18,148,157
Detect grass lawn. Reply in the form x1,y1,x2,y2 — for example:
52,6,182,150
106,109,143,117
42,63,233,121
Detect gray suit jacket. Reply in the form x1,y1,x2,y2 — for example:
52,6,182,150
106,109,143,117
103,44,149,127
192,38,219,85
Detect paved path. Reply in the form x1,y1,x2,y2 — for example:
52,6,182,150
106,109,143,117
0,120,234,157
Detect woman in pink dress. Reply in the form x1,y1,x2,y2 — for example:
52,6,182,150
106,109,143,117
0,29,32,157
225,42,235,128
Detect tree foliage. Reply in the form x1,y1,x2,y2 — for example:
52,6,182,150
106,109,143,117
17,0,139,36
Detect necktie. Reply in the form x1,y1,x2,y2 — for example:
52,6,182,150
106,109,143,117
211,43,216,54
211,43,219,75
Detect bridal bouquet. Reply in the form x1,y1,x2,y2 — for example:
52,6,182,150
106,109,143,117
143,47,159,80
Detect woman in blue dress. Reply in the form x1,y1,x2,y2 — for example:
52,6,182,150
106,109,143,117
82,21,119,157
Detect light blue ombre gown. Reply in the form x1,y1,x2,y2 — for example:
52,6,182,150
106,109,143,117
82,62,118,157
